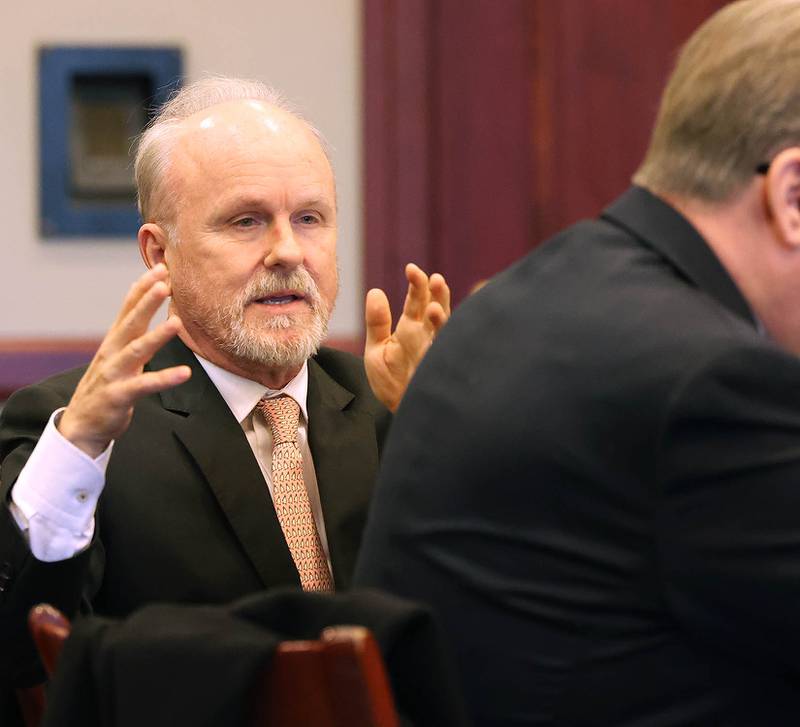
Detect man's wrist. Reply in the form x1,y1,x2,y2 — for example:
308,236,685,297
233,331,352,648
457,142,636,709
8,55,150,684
56,409,110,459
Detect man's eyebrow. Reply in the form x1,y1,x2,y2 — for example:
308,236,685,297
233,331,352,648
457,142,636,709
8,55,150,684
214,196,335,214
295,197,335,210
215,196,268,213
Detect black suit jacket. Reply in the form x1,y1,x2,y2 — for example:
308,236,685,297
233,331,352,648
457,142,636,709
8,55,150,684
356,187,800,726
0,339,390,690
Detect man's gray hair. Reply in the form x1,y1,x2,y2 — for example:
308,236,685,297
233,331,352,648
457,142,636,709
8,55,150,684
134,75,330,225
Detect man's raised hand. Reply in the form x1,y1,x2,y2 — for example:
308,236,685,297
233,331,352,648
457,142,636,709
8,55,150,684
364,263,451,412
58,264,191,458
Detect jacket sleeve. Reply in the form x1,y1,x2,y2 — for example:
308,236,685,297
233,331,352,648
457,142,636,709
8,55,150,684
0,376,100,685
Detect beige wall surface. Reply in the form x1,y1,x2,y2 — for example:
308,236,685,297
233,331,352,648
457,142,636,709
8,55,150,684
0,0,362,339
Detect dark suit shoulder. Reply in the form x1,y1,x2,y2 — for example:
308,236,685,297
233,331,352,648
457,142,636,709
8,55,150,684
469,211,757,378
313,345,366,383
1,364,87,421
310,346,391,455
312,347,386,413
0,365,89,490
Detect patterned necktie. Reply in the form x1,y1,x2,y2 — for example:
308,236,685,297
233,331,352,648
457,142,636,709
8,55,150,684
256,395,334,592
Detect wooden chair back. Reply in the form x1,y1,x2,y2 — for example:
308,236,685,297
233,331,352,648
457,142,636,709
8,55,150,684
255,625,399,726
21,604,400,727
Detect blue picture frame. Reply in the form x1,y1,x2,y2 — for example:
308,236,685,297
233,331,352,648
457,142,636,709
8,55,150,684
39,46,182,238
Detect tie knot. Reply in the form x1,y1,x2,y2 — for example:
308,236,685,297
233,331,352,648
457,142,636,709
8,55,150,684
257,395,300,444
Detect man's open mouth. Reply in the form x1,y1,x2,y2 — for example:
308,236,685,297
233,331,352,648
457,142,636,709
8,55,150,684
254,292,306,306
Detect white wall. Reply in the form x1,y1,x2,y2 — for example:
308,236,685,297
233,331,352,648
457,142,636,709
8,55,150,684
0,0,362,339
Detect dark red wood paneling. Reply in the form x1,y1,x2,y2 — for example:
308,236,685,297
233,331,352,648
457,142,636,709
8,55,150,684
530,0,731,240
433,0,534,298
364,0,438,315
366,0,733,311
364,0,533,312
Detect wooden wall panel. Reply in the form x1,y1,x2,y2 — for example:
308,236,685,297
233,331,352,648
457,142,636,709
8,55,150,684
364,0,730,311
364,0,435,314
433,0,535,298
531,0,731,240
364,0,533,312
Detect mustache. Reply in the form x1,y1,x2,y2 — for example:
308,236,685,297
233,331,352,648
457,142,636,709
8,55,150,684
240,267,323,307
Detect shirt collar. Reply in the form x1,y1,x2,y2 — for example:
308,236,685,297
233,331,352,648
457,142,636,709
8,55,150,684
193,354,309,424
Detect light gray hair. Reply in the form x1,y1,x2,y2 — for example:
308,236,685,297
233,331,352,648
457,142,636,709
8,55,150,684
633,0,800,202
133,75,331,226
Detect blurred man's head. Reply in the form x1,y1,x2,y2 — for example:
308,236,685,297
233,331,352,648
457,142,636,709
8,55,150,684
135,78,338,384
634,0,800,203
632,0,800,355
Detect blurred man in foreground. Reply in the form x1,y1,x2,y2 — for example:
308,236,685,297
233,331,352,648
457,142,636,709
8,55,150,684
0,77,449,718
356,2,800,724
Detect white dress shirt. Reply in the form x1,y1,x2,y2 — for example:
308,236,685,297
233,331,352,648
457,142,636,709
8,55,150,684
10,355,331,568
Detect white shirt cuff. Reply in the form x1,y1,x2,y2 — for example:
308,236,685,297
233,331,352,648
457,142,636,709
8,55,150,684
10,408,111,560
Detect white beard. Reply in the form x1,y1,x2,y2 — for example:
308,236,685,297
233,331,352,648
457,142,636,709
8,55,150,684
180,266,333,370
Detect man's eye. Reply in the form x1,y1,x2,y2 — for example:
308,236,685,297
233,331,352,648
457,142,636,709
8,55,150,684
234,216,258,228
297,214,319,225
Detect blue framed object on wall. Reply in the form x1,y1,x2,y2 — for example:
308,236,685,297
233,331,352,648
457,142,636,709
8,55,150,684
39,46,182,238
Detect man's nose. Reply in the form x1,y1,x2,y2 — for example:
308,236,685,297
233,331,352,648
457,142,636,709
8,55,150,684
263,218,303,269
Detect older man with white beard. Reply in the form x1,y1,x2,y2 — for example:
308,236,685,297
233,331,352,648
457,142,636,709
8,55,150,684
0,77,449,711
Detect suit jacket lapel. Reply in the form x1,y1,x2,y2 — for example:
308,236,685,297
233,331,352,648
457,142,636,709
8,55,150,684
602,186,757,327
151,338,299,588
307,357,380,590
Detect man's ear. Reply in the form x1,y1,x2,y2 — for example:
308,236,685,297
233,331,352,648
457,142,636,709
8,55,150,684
765,147,800,248
138,223,170,269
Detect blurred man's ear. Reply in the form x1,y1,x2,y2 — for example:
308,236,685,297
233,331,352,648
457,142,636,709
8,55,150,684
138,223,170,269
765,147,800,248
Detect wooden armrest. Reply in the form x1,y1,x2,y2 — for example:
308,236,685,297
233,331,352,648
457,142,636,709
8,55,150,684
28,603,71,677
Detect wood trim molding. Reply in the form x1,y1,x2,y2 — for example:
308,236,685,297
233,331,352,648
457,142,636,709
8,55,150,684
0,338,102,353
0,339,99,401
0,337,362,401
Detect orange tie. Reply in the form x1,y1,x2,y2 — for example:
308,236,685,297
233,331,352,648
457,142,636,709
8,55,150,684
256,395,334,592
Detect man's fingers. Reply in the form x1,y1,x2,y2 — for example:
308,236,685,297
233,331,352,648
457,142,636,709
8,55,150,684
110,316,183,375
58,315,187,457
402,263,430,321
113,264,170,326
425,302,448,332
117,365,192,401
365,288,393,347
105,279,172,353
429,273,451,317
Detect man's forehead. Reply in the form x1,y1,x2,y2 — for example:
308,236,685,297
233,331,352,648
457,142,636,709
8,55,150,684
182,98,293,136
171,99,320,158
168,99,333,182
